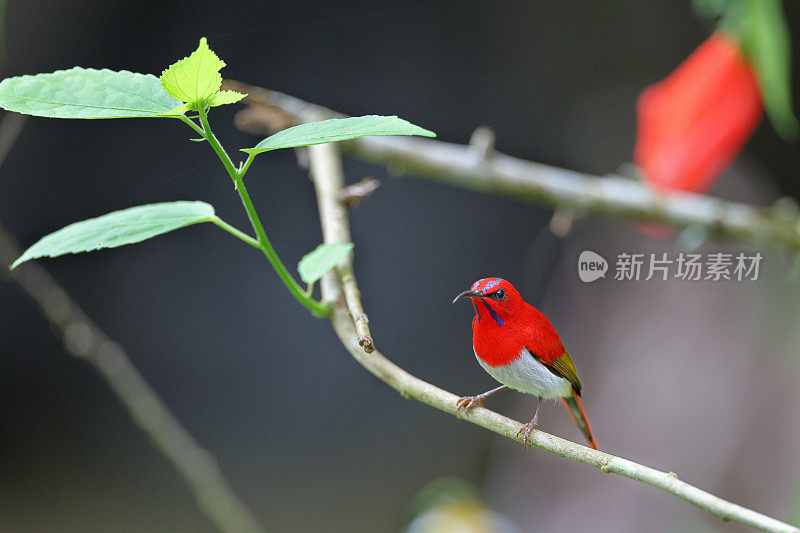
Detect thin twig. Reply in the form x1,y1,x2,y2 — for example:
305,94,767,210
305,139,799,533
0,111,264,533
225,79,800,252
339,177,380,207
307,140,374,353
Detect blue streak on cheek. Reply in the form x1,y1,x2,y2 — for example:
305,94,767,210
481,300,505,327
472,301,481,322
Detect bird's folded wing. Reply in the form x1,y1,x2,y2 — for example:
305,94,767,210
532,349,582,395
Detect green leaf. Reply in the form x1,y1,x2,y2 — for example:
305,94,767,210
691,0,735,19
297,242,354,284
739,0,799,140
242,115,436,155
208,89,247,107
160,37,226,110
167,102,193,115
0,68,182,119
11,201,215,269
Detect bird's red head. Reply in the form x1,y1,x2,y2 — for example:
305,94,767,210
452,277,523,327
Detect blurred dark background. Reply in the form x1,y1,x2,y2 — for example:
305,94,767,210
1,1,799,531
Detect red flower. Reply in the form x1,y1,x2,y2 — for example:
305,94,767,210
634,32,763,193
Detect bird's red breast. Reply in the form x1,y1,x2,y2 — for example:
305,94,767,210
468,278,565,368
473,304,565,367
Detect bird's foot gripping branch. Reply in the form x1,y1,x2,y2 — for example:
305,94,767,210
0,37,435,317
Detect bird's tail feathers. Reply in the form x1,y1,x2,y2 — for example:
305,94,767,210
561,391,598,450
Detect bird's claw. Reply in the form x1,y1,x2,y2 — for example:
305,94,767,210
516,419,539,445
455,395,485,416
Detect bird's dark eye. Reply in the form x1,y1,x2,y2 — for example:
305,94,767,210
494,289,505,300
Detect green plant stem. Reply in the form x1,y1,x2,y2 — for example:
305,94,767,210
192,109,329,317
211,217,260,249
229,170,329,317
179,115,205,137
197,110,237,178
239,153,255,175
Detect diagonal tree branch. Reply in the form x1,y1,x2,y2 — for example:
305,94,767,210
0,112,264,533
0,224,265,533
305,139,799,533
224,79,800,252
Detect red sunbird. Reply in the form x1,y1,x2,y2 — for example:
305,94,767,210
453,277,598,449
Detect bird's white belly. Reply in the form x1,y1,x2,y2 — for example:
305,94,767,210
476,348,572,400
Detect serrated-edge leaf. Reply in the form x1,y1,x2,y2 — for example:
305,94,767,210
297,242,354,284
160,37,225,106
209,90,247,107
0,68,183,119
242,115,436,155
11,201,215,269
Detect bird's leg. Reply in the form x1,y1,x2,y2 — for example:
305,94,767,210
516,397,542,445
456,385,508,415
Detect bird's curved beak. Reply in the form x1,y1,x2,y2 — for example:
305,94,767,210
452,290,483,303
